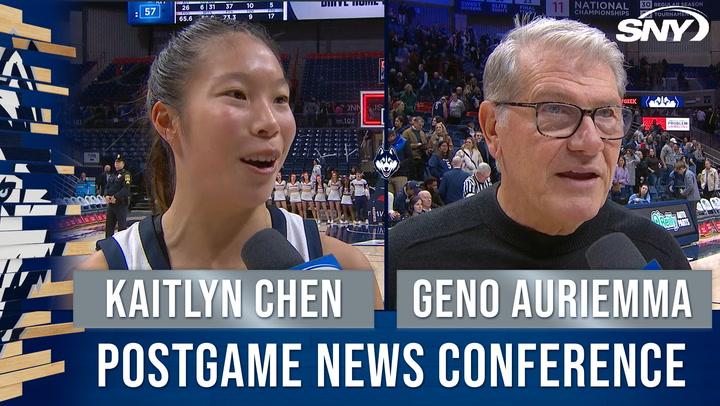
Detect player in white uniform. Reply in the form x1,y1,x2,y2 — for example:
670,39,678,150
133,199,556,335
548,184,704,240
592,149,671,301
273,172,287,209
287,173,301,215
299,172,314,220
326,170,342,223
313,174,328,223
76,18,381,309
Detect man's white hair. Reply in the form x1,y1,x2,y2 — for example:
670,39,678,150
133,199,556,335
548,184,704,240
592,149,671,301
483,17,627,102
476,162,492,176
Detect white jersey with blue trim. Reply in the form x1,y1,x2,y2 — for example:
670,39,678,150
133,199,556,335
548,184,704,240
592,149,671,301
98,207,323,270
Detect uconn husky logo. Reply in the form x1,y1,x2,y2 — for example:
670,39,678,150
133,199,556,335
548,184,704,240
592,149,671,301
617,6,710,42
374,146,399,179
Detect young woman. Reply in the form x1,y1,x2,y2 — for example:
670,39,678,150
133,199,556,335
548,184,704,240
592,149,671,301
273,172,287,210
287,173,301,215
628,184,652,205
313,174,328,223
340,175,355,223
77,18,381,308
611,156,630,204
454,137,482,175
326,171,342,223
408,195,424,217
299,172,314,220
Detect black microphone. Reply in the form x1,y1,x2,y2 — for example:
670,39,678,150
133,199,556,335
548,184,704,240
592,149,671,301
585,232,649,269
241,229,305,270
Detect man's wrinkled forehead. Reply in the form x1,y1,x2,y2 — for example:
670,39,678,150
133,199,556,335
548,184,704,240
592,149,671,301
515,46,621,103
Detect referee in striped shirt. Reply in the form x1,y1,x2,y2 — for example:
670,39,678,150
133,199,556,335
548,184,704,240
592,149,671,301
463,162,493,198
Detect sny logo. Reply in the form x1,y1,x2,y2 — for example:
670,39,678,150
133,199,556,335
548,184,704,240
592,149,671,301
374,146,399,179
616,6,709,42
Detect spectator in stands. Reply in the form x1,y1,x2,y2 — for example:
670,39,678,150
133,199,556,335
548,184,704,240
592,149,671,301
402,116,428,180
692,141,705,174
455,136,482,175
430,72,449,101
628,184,652,204
643,147,661,186
447,92,465,125
660,138,678,184
422,176,444,207
399,84,418,116
439,156,468,204
463,162,492,198
391,101,406,125
432,96,449,121
611,156,630,204
96,165,112,195
428,117,449,151
394,180,418,214
389,17,689,303
674,161,700,226
418,190,435,212
388,130,412,196
623,148,639,193
700,160,719,199
408,195,424,217
426,140,452,180
416,63,429,97
393,115,409,135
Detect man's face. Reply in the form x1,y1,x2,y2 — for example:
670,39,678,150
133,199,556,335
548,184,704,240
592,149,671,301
114,160,124,171
482,48,622,234
419,191,431,208
413,119,423,130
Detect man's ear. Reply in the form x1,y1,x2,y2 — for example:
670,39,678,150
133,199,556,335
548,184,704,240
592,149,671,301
151,101,182,153
479,100,502,162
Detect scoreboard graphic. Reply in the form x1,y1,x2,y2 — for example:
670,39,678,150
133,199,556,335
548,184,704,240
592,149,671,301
128,1,385,24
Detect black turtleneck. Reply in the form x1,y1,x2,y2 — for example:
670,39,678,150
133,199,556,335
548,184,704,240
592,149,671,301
387,183,691,310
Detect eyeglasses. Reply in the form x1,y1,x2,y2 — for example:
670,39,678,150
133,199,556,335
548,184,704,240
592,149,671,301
495,101,634,140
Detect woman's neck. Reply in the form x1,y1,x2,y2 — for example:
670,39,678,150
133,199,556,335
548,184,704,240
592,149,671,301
161,190,271,269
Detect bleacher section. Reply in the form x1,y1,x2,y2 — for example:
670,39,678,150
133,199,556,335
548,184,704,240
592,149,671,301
284,128,360,176
301,52,383,102
66,128,150,171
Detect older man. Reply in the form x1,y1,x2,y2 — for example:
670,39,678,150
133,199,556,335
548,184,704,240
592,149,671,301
388,17,689,309
463,162,492,198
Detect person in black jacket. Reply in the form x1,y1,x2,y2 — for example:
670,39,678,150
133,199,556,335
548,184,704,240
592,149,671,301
103,155,131,238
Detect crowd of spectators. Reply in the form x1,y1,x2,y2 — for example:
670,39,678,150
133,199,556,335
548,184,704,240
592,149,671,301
387,5,720,227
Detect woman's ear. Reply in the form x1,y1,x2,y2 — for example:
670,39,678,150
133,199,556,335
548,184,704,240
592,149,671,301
151,101,180,148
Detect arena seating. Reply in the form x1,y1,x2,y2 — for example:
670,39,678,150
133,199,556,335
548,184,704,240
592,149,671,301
283,127,360,176
301,52,383,102
66,128,150,171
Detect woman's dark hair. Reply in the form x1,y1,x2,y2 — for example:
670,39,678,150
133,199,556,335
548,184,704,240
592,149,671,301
435,141,451,159
409,195,423,216
146,17,282,213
